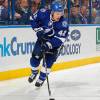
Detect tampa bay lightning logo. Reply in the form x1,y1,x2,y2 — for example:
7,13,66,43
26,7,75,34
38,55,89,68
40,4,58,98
62,21,68,27
33,14,37,19
48,21,53,27
71,30,81,41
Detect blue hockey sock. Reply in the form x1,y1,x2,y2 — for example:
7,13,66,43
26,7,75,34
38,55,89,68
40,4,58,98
39,71,47,82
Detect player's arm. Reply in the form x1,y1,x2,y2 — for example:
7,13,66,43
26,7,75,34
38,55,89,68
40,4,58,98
30,9,48,30
30,9,55,40
30,11,40,29
30,9,46,40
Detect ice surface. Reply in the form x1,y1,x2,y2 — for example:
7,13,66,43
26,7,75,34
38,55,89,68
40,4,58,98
0,63,100,100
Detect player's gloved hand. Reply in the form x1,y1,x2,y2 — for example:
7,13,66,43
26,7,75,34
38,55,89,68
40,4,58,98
43,26,55,39
34,27,54,41
34,27,46,41
37,30,45,40
41,43,49,53
41,41,53,53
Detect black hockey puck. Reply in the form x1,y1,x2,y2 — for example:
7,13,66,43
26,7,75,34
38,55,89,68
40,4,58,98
49,98,55,100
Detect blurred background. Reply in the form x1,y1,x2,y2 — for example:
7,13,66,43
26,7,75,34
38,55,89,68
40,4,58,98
0,0,100,25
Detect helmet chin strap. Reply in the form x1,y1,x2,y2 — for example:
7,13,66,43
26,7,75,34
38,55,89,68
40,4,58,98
50,12,56,22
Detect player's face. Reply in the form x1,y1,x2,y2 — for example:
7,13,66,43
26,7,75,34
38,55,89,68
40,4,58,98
52,12,63,21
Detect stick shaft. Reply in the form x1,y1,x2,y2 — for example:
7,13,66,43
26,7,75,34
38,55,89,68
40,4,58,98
43,54,51,96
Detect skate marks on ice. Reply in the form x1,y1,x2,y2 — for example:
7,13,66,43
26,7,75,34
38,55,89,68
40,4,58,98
51,81,100,98
1,80,100,100
0,63,100,100
1,78,100,100
0,76,56,100
49,63,100,100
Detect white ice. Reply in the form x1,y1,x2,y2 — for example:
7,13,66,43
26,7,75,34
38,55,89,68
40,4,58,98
0,63,100,100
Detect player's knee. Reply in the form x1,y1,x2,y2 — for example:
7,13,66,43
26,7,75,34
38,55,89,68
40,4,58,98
47,63,54,68
43,62,54,69
30,57,40,67
46,58,57,68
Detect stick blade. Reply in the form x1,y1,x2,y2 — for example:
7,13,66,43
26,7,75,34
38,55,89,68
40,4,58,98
49,98,55,100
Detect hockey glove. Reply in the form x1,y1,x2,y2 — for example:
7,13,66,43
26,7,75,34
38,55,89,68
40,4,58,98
34,27,45,42
43,26,55,39
41,42,53,53
34,27,55,41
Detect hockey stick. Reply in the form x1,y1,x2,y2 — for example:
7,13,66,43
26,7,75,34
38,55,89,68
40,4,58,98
43,53,55,100
43,35,68,100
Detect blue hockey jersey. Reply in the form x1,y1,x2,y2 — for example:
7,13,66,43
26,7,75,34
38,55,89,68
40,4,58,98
30,8,69,41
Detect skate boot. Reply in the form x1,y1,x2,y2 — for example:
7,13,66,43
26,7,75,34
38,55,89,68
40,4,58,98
28,70,38,83
35,79,45,87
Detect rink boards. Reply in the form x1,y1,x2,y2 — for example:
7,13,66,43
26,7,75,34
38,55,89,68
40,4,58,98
0,25,100,81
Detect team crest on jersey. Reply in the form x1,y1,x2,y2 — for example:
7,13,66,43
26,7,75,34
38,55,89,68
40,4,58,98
62,21,68,27
48,21,53,27
40,8,46,12
33,14,37,19
30,16,33,20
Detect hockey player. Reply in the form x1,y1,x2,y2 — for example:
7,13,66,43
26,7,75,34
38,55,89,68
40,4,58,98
28,1,69,87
